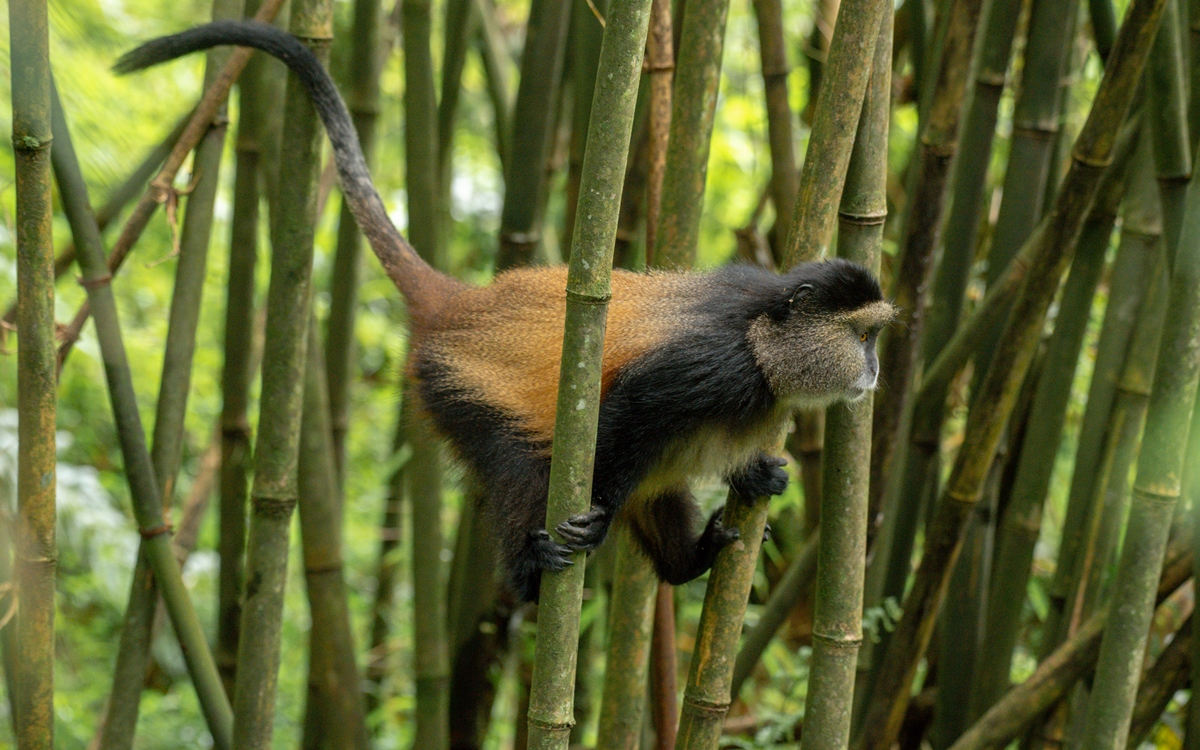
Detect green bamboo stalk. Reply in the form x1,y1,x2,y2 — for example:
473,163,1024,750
325,0,383,483
230,1,332,745
969,117,1133,720
595,527,659,749
1186,401,1200,749
799,0,841,126
642,0,672,264
780,0,889,265
1091,0,1117,60
495,0,572,269
562,0,610,254
0,109,189,333
801,11,890,750
11,0,54,746
752,0,796,259
1189,0,1200,152
363,399,408,720
1038,132,1159,668
1126,615,1191,749
650,0,742,268
1076,78,1200,750
729,529,819,699
297,317,370,750
526,0,652,744
474,0,515,172
402,0,451,741
50,85,234,750
865,0,986,538
438,0,473,185
854,0,1168,743
1147,0,1191,260
99,3,244,745
55,0,286,366
216,0,281,697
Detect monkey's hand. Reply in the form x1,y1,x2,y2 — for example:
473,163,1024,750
556,506,611,551
728,454,789,500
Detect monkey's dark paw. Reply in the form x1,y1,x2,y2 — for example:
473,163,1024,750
729,454,789,500
528,529,574,572
702,506,741,548
556,507,611,551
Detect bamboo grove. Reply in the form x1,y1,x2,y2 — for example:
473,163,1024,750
4,0,1200,746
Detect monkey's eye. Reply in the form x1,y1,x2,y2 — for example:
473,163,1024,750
860,332,869,343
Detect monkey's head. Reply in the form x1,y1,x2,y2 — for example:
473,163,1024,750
748,259,897,406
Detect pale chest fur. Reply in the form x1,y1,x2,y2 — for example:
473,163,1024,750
633,404,794,499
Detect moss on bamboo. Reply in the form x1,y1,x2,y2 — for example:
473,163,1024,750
11,1,55,746
231,2,333,746
526,0,652,744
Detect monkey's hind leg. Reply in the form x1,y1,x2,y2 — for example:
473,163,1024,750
625,488,741,586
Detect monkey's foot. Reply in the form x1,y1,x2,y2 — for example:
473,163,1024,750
556,507,611,551
528,529,574,571
729,454,789,500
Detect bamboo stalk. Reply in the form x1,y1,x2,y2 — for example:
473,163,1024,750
854,0,1169,743
1126,615,1191,748
495,0,572,270
402,0,451,741
1147,0,1191,259
751,0,796,261
216,0,283,697
11,0,55,745
945,540,1192,750
969,113,1134,720
865,0,986,545
325,0,384,484
525,0,652,744
1039,131,1159,671
474,0,515,172
297,317,370,750
801,10,890,750
1077,66,1200,750
650,0,740,268
1091,0,1117,60
562,0,610,254
50,84,234,750
230,1,332,745
595,528,659,749
98,3,244,745
781,0,889,265
643,0,672,265
650,581,678,750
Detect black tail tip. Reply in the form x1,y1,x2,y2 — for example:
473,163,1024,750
112,44,158,75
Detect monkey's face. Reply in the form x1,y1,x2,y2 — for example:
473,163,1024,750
750,299,896,406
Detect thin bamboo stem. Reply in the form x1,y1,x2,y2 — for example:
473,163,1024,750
495,0,573,270
230,1,332,745
526,0,652,744
801,10,890,749
50,84,233,750
11,0,55,745
855,0,1169,743
1147,0,1191,259
1126,615,1191,749
562,0,610,255
643,0,672,265
1078,57,1200,750
297,317,370,750
751,0,796,261
325,0,383,484
650,581,678,750
781,0,889,265
474,0,515,172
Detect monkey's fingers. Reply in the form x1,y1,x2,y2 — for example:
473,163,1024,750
555,507,610,550
529,529,574,571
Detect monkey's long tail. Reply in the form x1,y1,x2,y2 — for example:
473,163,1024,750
115,20,462,314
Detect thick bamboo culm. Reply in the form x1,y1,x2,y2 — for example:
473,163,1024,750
1146,0,1191,258
49,85,234,749
230,0,332,745
800,10,890,748
854,0,1170,744
11,0,56,747
525,0,653,746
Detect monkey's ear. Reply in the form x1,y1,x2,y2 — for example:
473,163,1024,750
788,283,813,307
